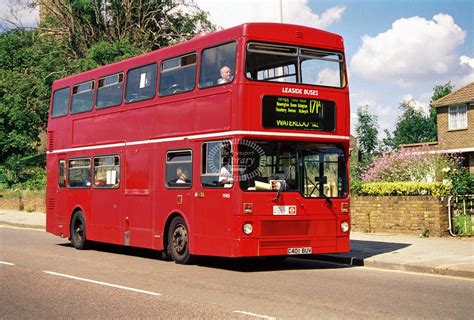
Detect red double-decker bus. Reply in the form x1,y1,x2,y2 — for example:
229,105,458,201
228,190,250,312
46,23,350,264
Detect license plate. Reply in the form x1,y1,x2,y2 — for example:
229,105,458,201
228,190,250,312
287,247,312,255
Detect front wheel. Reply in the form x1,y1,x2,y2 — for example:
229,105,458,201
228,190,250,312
70,211,89,250
168,216,193,264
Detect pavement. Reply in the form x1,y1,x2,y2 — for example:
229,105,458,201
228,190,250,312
1,209,473,279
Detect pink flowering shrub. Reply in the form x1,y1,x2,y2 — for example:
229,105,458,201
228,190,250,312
361,145,461,183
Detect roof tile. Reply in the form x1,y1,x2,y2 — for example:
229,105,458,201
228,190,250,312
432,82,474,107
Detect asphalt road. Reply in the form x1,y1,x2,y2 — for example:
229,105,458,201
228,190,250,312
1,226,473,319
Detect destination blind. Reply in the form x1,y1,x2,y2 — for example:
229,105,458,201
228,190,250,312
262,96,335,131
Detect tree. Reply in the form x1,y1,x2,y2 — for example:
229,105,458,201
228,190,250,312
431,82,454,102
383,82,455,149
0,0,215,188
355,105,379,176
38,0,215,59
383,101,436,149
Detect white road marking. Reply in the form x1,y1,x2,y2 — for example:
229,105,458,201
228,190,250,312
0,225,44,232
43,271,162,296
0,261,15,266
233,310,276,320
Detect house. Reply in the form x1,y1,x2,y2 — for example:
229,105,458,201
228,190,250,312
431,81,474,174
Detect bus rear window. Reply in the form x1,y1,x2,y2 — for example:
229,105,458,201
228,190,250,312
246,42,345,88
51,87,70,118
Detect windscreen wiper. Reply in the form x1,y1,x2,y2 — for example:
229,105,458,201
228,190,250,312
273,164,294,202
319,183,332,206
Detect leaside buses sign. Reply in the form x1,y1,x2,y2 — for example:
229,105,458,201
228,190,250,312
262,96,335,131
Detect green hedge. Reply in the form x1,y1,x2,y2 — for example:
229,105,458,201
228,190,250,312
351,181,451,196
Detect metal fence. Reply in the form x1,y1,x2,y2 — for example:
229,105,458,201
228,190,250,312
448,195,474,236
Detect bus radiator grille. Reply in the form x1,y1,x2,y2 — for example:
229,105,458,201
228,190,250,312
260,220,310,237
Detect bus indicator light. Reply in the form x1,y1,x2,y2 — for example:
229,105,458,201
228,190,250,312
243,203,253,214
341,202,349,213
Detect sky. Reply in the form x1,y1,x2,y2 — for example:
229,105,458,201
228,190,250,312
2,0,473,138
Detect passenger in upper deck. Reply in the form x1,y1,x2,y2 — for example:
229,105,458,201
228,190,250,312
217,65,232,84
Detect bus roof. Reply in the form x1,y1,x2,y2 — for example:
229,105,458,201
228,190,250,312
52,22,344,88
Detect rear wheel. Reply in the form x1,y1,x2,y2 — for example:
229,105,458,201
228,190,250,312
168,216,193,264
70,211,89,250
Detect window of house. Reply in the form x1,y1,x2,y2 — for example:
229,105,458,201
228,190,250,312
448,105,467,130
71,81,95,114
51,87,70,118
58,160,66,188
97,73,124,109
199,42,237,88
166,150,192,188
125,63,157,103
159,53,197,96
68,158,91,188
201,141,233,188
93,155,120,188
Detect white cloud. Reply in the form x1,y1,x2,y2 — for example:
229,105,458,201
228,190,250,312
459,55,474,69
0,0,39,28
350,14,467,87
350,91,399,139
196,0,345,29
316,68,340,87
401,94,429,114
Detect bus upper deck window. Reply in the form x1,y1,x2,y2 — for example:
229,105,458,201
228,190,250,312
125,63,157,103
300,49,345,88
51,87,70,118
245,42,345,88
159,53,197,96
199,42,237,88
71,80,95,114
97,73,124,109
246,43,298,83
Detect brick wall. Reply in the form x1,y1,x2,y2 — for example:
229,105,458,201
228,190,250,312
0,191,46,213
0,192,451,237
351,196,449,237
436,104,474,149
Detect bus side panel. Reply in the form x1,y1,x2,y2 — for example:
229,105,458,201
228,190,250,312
84,148,123,245
46,155,59,235
123,147,153,248
195,91,232,131
46,155,69,237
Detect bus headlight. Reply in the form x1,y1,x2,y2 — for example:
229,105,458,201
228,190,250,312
340,221,349,233
243,223,253,235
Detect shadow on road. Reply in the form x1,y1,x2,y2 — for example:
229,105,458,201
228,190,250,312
307,239,412,266
57,241,350,272
348,239,411,259
57,238,411,272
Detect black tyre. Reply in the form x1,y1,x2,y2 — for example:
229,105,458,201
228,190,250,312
70,211,89,250
168,216,193,264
